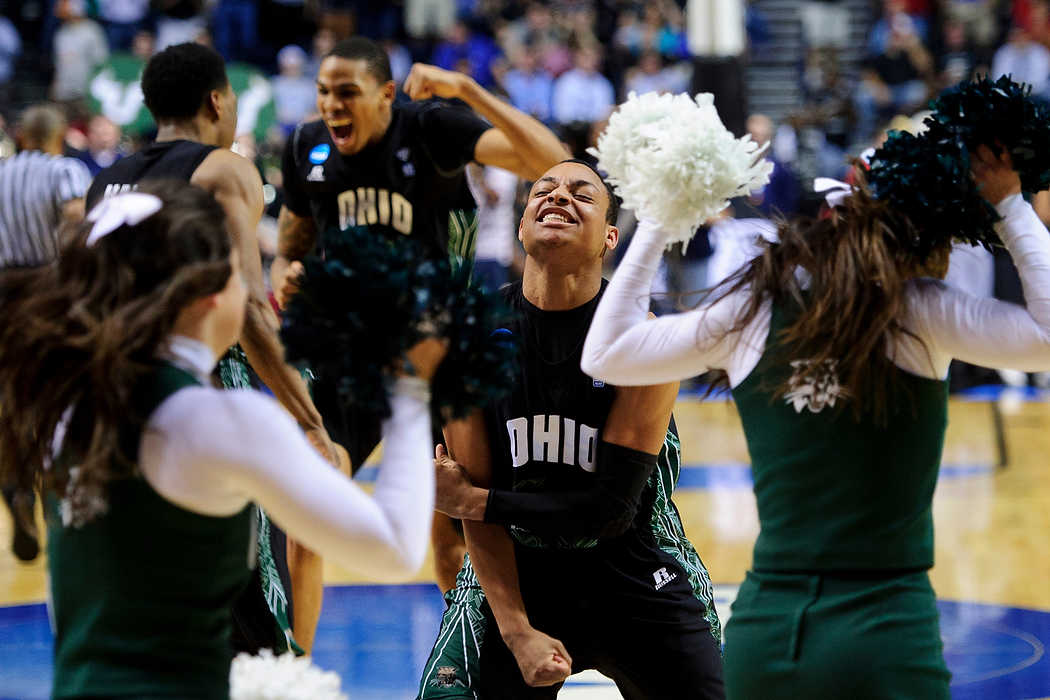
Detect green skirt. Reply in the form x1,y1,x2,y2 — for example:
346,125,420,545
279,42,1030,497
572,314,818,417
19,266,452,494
724,569,950,700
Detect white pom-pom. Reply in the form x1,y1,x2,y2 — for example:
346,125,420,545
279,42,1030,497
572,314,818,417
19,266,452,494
230,649,348,700
588,91,773,248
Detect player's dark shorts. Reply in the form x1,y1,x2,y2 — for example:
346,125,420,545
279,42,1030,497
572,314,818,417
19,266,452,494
418,535,725,700
724,569,950,700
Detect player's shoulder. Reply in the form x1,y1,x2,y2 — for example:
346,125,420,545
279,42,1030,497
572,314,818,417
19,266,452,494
284,119,333,165
195,147,262,190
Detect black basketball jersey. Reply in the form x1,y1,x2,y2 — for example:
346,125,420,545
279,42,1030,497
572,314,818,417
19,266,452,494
484,281,619,550
85,140,217,208
281,98,489,263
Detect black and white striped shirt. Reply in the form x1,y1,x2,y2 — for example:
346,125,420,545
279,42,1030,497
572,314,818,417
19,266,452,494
0,151,91,267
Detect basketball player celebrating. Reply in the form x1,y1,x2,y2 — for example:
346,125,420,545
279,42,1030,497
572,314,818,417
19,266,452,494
272,36,569,592
582,148,1050,698
416,160,724,699
87,43,331,654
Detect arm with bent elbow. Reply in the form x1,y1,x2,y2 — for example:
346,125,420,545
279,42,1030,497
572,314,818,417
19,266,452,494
437,382,679,538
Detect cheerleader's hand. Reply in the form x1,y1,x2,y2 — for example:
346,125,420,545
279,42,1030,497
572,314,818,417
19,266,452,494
973,144,1021,206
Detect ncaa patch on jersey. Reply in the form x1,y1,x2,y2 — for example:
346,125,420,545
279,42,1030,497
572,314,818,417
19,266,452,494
309,144,331,164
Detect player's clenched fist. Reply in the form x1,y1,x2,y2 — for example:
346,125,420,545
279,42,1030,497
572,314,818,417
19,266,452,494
505,628,573,687
403,63,472,101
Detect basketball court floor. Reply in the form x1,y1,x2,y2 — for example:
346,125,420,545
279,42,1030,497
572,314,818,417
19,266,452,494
1,391,1048,699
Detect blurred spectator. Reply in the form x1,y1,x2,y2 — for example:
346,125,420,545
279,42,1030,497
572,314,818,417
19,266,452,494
505,2,564,50
936,19,979,88
624,50,690,96
502,44,554,121
854,11,932,146
273,44,316,134
552,45,615,125
405,0,457,39
613,10,645,56
97,0,150,51
305,27,337,79
943,0,998,53
991,25,1050,97
154,0,207,51
72,113,124,174
212,0,259,64
131,27,156,59
52,0,109,103
0,14,20,114
1014,0,1050,48
432,19,502,87
794,47,853,179
467,162,521,291
384,39,413,85
643,3,689,60
742,113,800,217
867,0,929,54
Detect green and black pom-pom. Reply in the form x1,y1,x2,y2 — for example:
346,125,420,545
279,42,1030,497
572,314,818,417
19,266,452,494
868,129,1001,260
280,225,518,424
928,74,1050,195
864,75,1050,259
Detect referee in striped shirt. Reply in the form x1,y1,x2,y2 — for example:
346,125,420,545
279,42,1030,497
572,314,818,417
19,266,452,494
0,103,91,561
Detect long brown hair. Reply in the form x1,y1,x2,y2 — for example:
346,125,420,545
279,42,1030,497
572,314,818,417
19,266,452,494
0,180,233,524
705,175,939,420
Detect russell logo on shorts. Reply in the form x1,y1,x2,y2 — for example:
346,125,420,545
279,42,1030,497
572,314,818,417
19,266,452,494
653,567,678,590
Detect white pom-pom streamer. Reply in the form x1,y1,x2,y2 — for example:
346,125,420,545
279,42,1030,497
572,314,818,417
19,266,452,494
230,649,348,700
588,91,773,248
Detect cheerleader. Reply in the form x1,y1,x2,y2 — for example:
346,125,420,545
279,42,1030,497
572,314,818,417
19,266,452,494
0,180,443,700
582,146,1050,698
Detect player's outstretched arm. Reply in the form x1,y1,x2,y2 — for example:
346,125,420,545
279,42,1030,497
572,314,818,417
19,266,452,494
402,63,569,180
272,205,318,310
435,381,679,537
446,411,573,687
193,151,332,456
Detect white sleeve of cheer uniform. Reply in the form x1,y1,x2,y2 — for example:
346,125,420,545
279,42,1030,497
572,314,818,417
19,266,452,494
140,379,434,581
582,218,769,386
902,193,1050,375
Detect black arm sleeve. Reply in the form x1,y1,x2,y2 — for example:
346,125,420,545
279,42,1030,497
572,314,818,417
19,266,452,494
483,441,657,538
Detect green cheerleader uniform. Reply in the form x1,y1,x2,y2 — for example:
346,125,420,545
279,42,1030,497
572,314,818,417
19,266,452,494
48,363,255,699
724,300,952,699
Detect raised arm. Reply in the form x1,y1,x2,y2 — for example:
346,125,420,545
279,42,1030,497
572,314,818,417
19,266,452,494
908,151,1050,372
438,381,679,538
141,341,447,581
402,63,569,180
193,151,330,452
446,411,572,687
582,219,753,385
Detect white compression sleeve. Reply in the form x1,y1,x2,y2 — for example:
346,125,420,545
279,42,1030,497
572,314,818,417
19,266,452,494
140,379,434,582
582,218,766,386
903,193,1050,375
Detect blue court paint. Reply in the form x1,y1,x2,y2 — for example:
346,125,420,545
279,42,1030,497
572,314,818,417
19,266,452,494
1,586,1048,699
